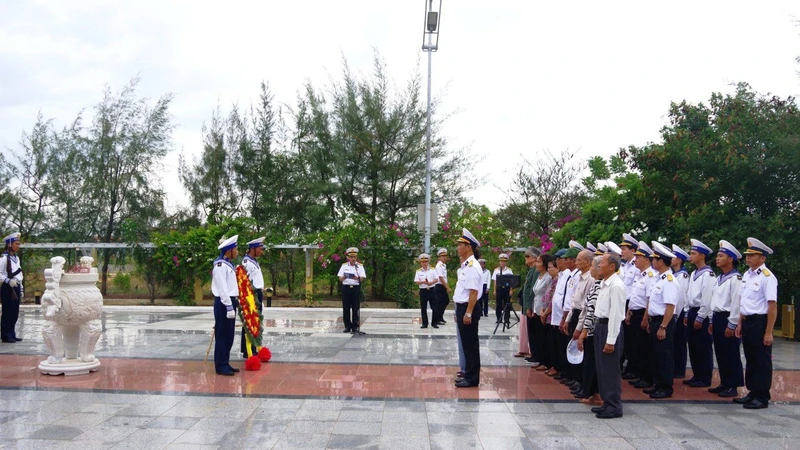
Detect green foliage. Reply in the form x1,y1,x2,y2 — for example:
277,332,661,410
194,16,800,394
111,273,131,292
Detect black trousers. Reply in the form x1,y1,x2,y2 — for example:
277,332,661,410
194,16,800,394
241,289,263,356
214,296,236,372
648,317,675,394
595,321,623,414
582,334,598,396
342,285,361,331
742,314,772,402
712,311,744,389
625,309,648,379
456,303,481,384
686,307,713,383
528,314,547,364
567,309,583,382
674,309,688,377
0,283,21,342
481,286,489,316
419,288,435,326
433,284,450,324
495,288,511,323
550,325,569,373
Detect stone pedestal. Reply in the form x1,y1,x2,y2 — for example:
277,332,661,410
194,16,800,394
38,256,104,376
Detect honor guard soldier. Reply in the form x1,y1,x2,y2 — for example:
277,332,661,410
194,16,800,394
492,253,514,325
670,244,690,379
240,237,265,357
618,233,639,378
1,232,23,343
644,242,679,399
453,228,484,388
683,239,716,388
212,235,240,376
338,247,366,334
733,237,778,409
708,240,744,398
479,259,490,317
414,253,437,329
626,242,657,387
433,248,451,326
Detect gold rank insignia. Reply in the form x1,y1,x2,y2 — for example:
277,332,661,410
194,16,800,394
666,274,674,281
648,271,654,277
762,269,771,277
467,260,474,267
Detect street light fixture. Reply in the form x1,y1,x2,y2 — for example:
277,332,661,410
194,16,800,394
421,0,441,254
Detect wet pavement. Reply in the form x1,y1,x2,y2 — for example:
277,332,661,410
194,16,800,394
1,305,799,449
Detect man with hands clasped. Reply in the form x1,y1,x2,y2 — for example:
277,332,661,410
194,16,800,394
212,235,240,376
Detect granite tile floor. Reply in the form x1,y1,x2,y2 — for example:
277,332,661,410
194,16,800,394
0,305,799,449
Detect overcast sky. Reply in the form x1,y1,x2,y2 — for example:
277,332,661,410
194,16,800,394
1,0,799,213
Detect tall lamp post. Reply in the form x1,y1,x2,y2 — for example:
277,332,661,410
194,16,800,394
421,0,441,254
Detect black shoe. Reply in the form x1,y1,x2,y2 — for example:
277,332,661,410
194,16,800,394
627,379,641,385
432,324,439,328
14,338,22,342
708,385,725,394
718,388,738,398
674,373,686,379
733,396,753,404
553,375,565,381
642,387,658,394
682,378,696,385
455,371,465,379
687,380,711,388
565,380,579,388
573,392,589,399
420,325,428,329
590,405,607,414
440,320,446,324
1,339,15,343
743,399,768,409
633,380,653,389
649,390,673,399
216,370,234,376
621,373,638,380
455,379,478,388
496,320,501,324
355,330,366,335
524,357,537,363
596,411,623,419
343,329,351,333
228,366,240,373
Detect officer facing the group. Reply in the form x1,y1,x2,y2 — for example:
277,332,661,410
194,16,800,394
734,237,778,409
453,228,484,388
645,242,679,399
493,253,514,325
240,237,265,357
414,253,438,329
708,240,745,398
1,232,23,343
684,239,716,388
338,247,367,334
212,235,240,376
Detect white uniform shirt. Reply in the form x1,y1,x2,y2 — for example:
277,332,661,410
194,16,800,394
672,268,689,316
211,258,239,307
414,267,438,289
739,264,778,316
0,252,23,287
710,269,743,328
435,260,448,285
551,269,572,326
241,255,264,290
629,266,656,311
621,259,638,297
337,262,366,286
686,266,715,321
595,273,627,345
453,255,483,304
482,269,491,293
648,269,678,317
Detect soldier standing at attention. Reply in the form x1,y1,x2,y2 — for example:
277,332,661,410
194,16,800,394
733,238,778,410
338,247,366,334
433,249,451,326
453,228,484,388
708,240,744,398
683,239,716,388
1,232,23,343
240,237,265,357
670,244,690,379
414,253,437,329
644,242,679,399
212,235,240,376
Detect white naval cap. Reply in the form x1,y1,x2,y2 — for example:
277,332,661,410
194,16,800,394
595,243,608,255
218,235,239,252
418,253,430,261
346,247,359,256
635,241,653,258
744,237,773,256
246,237,266,248
3,232,20,245
671,244,689,261
437,248,448,256
456,228,480,247
568,240,585,251
478,258,487,263
620,233,639,249
690,239,713,255
586,242,597,253
718,240,742,260
651,241,676,260
605,242,622,256
498,253,509,261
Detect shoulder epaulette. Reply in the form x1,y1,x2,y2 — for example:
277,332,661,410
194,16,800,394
682,273,688,278
709,272,715,277
666,274,674,281
737,275,742,280
648,271,654,277
216,262,222,267
467,260,473,267
763,269,771,277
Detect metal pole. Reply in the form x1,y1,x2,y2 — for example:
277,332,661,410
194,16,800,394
424,38,433,254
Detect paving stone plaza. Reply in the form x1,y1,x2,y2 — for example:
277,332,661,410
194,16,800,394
1,305,799,449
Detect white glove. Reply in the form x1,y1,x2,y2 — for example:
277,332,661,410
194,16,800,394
226,309,236,320
8,279,18,288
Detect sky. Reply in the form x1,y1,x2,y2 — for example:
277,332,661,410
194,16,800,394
1,0,799,213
